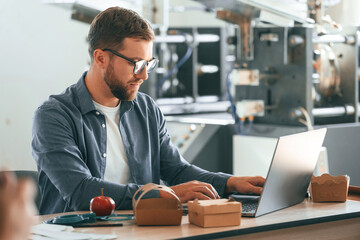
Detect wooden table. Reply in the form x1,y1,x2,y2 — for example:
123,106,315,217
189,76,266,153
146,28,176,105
38,199,360,239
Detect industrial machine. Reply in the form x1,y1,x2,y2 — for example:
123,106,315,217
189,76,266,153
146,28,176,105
206,0,359,184
161,0,360,185
146,0,358,128
190,0,359,129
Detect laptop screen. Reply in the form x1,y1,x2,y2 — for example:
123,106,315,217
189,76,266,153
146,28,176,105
254,128,327,217
236,128,327,217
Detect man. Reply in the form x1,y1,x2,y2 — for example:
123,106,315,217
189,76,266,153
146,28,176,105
32,7,265,215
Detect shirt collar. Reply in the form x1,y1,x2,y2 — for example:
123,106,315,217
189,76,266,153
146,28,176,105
75,71,135,115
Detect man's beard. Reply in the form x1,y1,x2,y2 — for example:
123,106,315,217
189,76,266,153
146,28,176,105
103,63,134,101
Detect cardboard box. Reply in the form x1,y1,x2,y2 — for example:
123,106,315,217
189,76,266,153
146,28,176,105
132,183,183,226
310,174,350,202
135,198,183,226
188,198,241,228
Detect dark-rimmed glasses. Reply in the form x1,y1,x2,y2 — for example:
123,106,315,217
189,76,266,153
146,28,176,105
102,48,158,74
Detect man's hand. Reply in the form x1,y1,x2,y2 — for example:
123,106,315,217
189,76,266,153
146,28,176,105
160,181,220,203
225,176,265,195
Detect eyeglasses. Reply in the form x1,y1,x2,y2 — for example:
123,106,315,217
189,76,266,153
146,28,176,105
102,48,158,74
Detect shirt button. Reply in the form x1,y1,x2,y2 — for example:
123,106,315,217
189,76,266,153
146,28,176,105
101,123,106,128
96,111,100,115
103,153,107,158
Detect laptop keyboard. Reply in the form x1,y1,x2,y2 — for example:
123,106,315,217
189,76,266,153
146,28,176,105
241,200,259,213
230,194,260,214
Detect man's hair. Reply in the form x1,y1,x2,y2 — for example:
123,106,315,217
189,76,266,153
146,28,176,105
87,7,155,61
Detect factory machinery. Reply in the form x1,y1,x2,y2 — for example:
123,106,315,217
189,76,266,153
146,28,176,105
149,0,359,126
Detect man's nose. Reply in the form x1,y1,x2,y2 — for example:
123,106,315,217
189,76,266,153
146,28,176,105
136,66,148,80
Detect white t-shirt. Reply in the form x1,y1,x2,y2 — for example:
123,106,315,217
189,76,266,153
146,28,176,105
93,101,130,184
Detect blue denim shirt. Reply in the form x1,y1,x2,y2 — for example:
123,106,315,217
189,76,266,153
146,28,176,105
32,72,231,214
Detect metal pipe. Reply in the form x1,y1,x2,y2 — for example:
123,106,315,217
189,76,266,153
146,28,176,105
291,105,356,118
312,34,356,45
312,105,355,117
155,34,220,43
155,35,187,43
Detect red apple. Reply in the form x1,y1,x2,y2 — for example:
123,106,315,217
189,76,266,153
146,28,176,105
90,188,115,216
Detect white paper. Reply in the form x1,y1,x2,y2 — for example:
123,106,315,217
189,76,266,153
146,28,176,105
31,223,117,240
32,223,74,232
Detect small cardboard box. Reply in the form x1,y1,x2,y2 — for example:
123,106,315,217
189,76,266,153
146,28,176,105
135,198,183,226
310,174,350,202
187,198,241,228
133,183,183,226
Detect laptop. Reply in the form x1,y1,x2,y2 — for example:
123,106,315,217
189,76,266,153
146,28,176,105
231,128,327,217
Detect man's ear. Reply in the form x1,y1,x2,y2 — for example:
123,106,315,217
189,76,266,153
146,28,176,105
93,49,108,69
